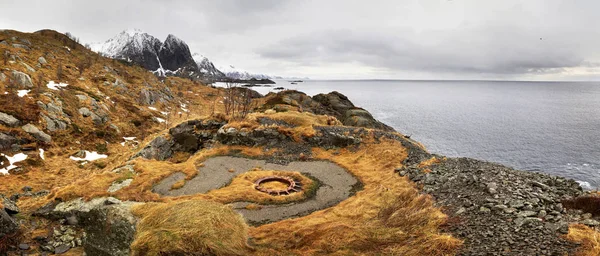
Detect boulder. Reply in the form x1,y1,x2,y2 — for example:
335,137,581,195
78,108,92,117
0,133,17,150
41,114,68,131
22,124,52,142
11,70,33,88
0,209,18,239
47,197,139,256
38,56,47,65
134,136,174,160
1,195,19,214
0,112,20,127
20,62,36,73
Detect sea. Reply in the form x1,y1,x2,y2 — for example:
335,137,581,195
225,80,600,190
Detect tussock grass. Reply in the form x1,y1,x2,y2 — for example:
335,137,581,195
131,200,250,256
566,224,600,256
250,138,462,255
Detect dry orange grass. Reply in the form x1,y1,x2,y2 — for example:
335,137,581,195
49,145,277,203
250,137,462,255
566,224,600,256
190,170,315,205
418,156,443,168
131,200,251,256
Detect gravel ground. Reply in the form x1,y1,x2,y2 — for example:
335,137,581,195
153,156,359,224
399,157,588,256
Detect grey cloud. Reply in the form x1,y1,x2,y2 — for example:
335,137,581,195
2,0,600,79
259,26,587,75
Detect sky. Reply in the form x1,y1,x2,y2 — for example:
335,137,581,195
1,0,600,80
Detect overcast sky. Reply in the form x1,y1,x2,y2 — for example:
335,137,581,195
1,0,600,80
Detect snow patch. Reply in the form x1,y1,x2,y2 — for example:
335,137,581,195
160,111,169,116
154,117,166,123
0,153,28,175
69,151,108,162
47,81,68,90
39,149,45,160
148,107,158,111
121,137,138,147
17,89,30,97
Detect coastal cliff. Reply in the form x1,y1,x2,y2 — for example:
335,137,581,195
1,29,600,256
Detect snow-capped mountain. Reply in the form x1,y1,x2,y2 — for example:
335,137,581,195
217,64,272,80
92,29,280,82
192,53,226,80
91,29,198,78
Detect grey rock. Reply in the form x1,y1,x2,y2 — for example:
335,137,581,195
78,107,92,117
133,136,174,161
11,70,33,88
12,44,30,50
517,211,538,218
0,132,18,150
41,114,68,131
79,201,139,256
21,62,36,73
111,165,135,174
0,73,6,82
486,182,498,194
54,244,71,254
2,195,20,214
38,56,47,65
109,124,121,134
107,179,133,193
18,243,30,250
0,208,18,237
538,210,547,218
479,206,491,213
582,213,592,220
0,112,20,127
582,219,600,226
75,94,88,101
22,124,52,142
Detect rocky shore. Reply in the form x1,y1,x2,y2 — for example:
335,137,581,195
399,157,593,255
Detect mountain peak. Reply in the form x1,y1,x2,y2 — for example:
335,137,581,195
122,28,145,37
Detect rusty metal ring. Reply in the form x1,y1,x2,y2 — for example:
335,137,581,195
254,175,303,196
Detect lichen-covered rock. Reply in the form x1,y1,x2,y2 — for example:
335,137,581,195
0,133,17,150
0,112,20,127
0,209,18,240
11,70,33,88
42,197,139,256
22,124,51,142
80,202,138,256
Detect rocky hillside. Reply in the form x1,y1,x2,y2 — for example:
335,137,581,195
1,29,600,256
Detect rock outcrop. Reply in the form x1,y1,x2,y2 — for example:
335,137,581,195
11,70,33,88
22,124,51,142
39,197,139,256
265,90,395,132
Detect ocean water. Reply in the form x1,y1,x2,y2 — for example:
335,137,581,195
249,80,600,189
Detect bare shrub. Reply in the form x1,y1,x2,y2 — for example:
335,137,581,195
56,61,63,80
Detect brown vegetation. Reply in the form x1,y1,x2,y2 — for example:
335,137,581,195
131,200,251,256
566,224,600,256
